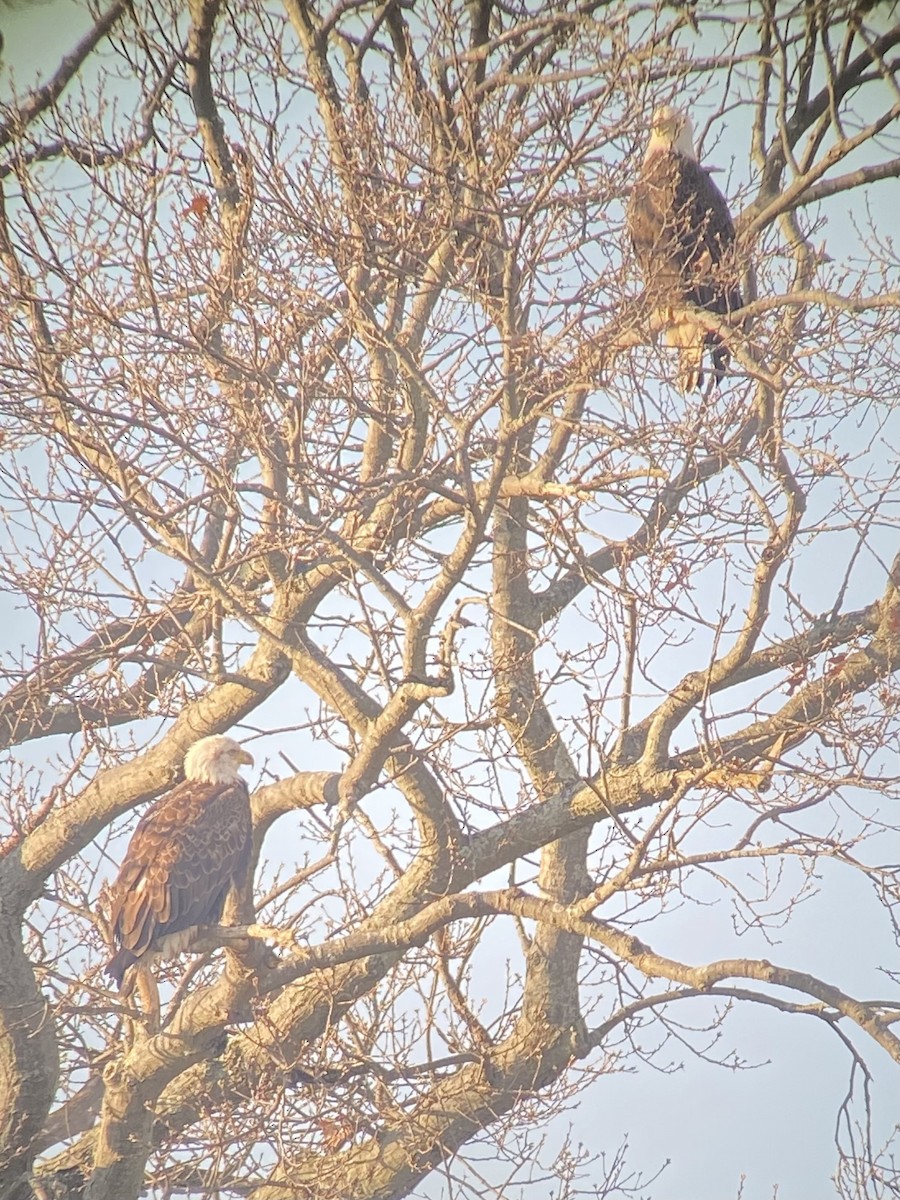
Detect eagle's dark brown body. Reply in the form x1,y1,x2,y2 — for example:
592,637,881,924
628,110,742,390
106,737,253,987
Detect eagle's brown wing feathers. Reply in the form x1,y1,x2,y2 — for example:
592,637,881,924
672,156,741,315
106,777,252,986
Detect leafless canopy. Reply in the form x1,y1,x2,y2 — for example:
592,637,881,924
1,2,900,1198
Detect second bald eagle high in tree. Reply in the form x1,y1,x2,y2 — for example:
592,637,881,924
106,735,254,988
628,106,742,392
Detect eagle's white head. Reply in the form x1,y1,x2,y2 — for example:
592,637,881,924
646,105,697,161
183,735,254,784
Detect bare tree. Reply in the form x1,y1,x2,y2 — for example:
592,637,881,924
1,2,899,1198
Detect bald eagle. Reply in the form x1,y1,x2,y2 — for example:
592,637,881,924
105,735,254,989
627,106,742,392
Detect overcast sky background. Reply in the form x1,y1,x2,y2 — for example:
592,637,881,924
1,3,898,1198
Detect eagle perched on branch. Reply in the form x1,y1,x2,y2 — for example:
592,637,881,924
106,735,254,990
628,105,742,392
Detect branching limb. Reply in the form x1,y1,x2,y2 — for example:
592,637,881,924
0,1,129,151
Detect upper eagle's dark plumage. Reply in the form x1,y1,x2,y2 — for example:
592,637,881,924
105,735,254,988
627,105,742,391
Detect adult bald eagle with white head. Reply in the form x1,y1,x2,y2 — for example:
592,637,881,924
628,105,742,392
105,734,254,991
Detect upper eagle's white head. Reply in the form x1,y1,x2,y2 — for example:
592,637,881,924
183,735,254,784
646,105,697,161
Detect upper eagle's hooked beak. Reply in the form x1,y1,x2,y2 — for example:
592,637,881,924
236,748,255,767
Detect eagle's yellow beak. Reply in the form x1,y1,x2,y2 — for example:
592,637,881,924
236,748,255,767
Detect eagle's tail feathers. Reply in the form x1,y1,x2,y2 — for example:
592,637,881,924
678,353,702,393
